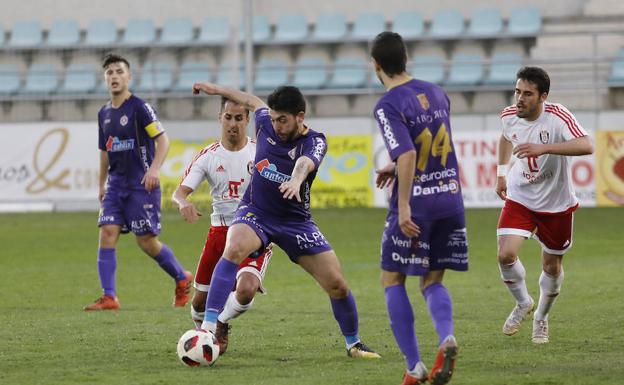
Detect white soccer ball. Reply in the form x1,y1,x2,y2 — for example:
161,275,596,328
176,329,220,367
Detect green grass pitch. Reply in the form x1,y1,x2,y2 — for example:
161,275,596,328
0,207,622,385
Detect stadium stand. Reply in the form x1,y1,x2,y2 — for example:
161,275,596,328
351,12,386,41
274,14,308,43
507,7,542,36
0,64,21,95
8,21,42,48
328,57,368,89
446,53,485,87
292,57,328,90
47,20,80,46
608,48,624,87
84,19,118,46
136,61,175,93
239,15,271,42
468,8,503,37
485,52,523,85
254,58,290,90
198,17,230,45
174,61,213,92
122,19,156,45
23,63,59,95
392,12,424,40
59,63,98,94
429,10,464,38
160,18,194,45
310,12,347,42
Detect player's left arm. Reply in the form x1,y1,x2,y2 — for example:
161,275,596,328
279,156,315,202
513,136,594,158
142,132,170,192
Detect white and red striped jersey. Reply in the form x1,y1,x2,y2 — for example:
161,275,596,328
180,138,256,226
500,102,588,213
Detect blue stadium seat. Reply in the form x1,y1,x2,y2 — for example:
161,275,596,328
85,19,117,46
216,62,246,89
0,64,21,95
239,15,270,42
174,61,213,92
429,10,464,38
160,18,194,44
47,20,80,46
0,24,4,46
292,58,328,89
198,17,229,45
311,13,347,42
351,12,385,41
410,55,446,84
392,12,424,40
327,58,367,89
123,19,156,45
508,7,541,36
8,21,42,47
486,52,522,85
608,49,624,87
446,54,484,86
468,9,502,37
23,64,59,94
254,58,289,90
59,63,97,94
137,62,174,92
274,14,308,42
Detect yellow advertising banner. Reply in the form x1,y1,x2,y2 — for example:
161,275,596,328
312,135,373,208
160,139,215,210
596,131,624,206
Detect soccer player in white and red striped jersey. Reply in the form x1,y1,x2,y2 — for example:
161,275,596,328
172,97,272,354
495,66,594,344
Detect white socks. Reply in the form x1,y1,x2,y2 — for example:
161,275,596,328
217,292,254,323
191,305,204,328
499,258,532,306
534,269,564,321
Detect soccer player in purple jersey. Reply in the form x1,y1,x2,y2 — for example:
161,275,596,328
84,54,192,311
191,81,380,359
371,32,468,385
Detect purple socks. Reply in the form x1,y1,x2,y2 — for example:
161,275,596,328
423,282,454,345
385,284,420,370
153,243,186,281
330,291,359,344
204,258,239,320
97,248,117,297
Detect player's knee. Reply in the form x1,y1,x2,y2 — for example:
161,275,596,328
235,279,258,304
497,248,517,265
137,236,160,256
223,243,251,264
326,279,349,299
99,228,117,247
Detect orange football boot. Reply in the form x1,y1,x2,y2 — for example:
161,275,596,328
84,295,120,311
173,271,193,307
429,336,458,385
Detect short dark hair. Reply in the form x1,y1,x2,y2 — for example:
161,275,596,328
220,96,249,116
267,86,306,116
516,66,550,95
102,53,130,70
371,31,407,76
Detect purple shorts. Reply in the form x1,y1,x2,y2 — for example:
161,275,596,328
381,212,469,276
232,204,332,263
98,186,161,236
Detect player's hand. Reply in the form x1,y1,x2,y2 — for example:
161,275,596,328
179,202,202,223
513,143,546,159
495,176,507,200
192,81,220,95
279,180,302,202
375,162,396,189
98,187,106,203
141,168,160,192
398,204,420,238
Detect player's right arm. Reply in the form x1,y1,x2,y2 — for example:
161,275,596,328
192,81,266,112
98,150,108,203
396,150,420,238
495,134,513,201
172,185,202,223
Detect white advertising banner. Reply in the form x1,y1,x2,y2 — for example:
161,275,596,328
373,130,596,208
0,123,100,205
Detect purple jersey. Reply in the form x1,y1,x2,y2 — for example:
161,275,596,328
242,108,327,220
98,95,164,190
375,79,464,220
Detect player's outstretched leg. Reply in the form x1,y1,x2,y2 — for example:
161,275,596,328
385,284,426,383
331,292,381,359
85,248,120,311
499,258,534,335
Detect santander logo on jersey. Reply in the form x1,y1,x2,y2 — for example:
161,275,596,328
255,159,291,183
105,136,135,152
